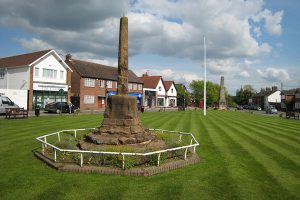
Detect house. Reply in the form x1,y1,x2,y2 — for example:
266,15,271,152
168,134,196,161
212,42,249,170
139,74,166,108
0,49,72,110
252,86,281,110
163,81,177,107
280,88,300,111
65,55,143,110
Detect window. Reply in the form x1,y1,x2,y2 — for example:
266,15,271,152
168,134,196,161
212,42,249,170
35,67,39,77
171,88,174,93
113,81,117,88
0,69,5,79
158,98,164,106
133,83,137,90
138,84,142,90
84,78,95,87
159,86,162,91
107,81,112,88
84,95,94,104
128,83,132,90
99,80,105,88
60,70,64,80
43,69,58,79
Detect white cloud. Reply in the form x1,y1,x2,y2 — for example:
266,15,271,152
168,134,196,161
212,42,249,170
135,68,202,86
253,9,284,35
18,38,54,51
253,27,262,37
208,59,250,78
257,67,290,82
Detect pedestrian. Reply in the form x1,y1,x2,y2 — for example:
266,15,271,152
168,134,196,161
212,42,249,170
68,101,73,114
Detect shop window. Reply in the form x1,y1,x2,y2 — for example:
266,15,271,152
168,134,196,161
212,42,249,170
158,98,164,107
84,95,94,104
84,78,95,87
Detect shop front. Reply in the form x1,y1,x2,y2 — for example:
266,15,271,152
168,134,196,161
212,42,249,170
33,83,68,109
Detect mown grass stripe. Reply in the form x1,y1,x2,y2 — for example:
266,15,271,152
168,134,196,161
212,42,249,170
205,113,298,199
210,111,299,198
213,112,300,159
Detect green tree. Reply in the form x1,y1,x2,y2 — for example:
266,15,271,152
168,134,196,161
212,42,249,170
189,80,220,106
235,85,256,105
176,85,190,107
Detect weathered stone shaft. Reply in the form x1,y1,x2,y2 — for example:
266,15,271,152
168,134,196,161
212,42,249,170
117,16,128,95
219,76,227,109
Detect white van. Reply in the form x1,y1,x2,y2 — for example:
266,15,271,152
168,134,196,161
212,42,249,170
0,95,19,114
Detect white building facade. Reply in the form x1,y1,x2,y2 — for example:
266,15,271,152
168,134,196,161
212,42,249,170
0,49,72,110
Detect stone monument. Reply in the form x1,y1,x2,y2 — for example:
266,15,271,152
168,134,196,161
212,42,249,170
84,16,155,145
218,76,227,110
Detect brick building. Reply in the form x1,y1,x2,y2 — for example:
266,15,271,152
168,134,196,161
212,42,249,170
65,55,143,110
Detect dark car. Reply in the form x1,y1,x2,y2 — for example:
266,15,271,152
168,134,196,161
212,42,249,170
236,105,243,110
45,102,73,113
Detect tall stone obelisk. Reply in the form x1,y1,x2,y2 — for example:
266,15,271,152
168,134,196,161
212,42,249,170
218,76,227,110
83,16,155,146
117,16,129,95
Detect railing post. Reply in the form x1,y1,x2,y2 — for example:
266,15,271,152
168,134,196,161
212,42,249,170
184,148,188,160
122,154,125,169
190,138,193,145
74,130,77,138
157,153,161,166
42,143,45,155
193,146,196,153
44,137,47,147
80,153,83,167
179,134,182,143
57,132,60,142
54,149,57,162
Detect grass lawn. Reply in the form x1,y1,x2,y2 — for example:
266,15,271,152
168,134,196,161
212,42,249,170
0,110,299,200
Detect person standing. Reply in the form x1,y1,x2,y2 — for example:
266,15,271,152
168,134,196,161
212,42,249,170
68,101,73,114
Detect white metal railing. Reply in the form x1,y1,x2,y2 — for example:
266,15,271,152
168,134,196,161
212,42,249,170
36,128,200,169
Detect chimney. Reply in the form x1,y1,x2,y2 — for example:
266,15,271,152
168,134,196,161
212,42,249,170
142,71,148,77
261,88,265,92
65,54,72,61
272,86,278,91
266,87,271,92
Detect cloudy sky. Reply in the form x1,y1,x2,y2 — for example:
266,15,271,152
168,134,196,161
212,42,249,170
0,0,299,94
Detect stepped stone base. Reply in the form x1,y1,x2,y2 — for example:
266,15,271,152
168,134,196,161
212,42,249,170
84,95,155,145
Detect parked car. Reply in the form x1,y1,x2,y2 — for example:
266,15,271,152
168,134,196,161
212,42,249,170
243,105,250,109
253,105,262,111
0,95,19,114
236,105,243,110
266,106,277,114
45,102,73,113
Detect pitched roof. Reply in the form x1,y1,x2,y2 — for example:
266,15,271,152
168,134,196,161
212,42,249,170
0,49,52,68
139,76,162,89
253,90,275,97
164,81,175,91
281,88,300,95
66,59,143,83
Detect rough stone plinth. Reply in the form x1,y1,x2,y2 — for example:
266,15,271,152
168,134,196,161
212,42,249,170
219,76,227,110
85,95,155,145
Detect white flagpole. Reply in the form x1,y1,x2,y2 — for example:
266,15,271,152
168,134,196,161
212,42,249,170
204,36,207,116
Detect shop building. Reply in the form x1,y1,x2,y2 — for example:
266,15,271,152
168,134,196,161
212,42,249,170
65,55,143,110
0,49,72,110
